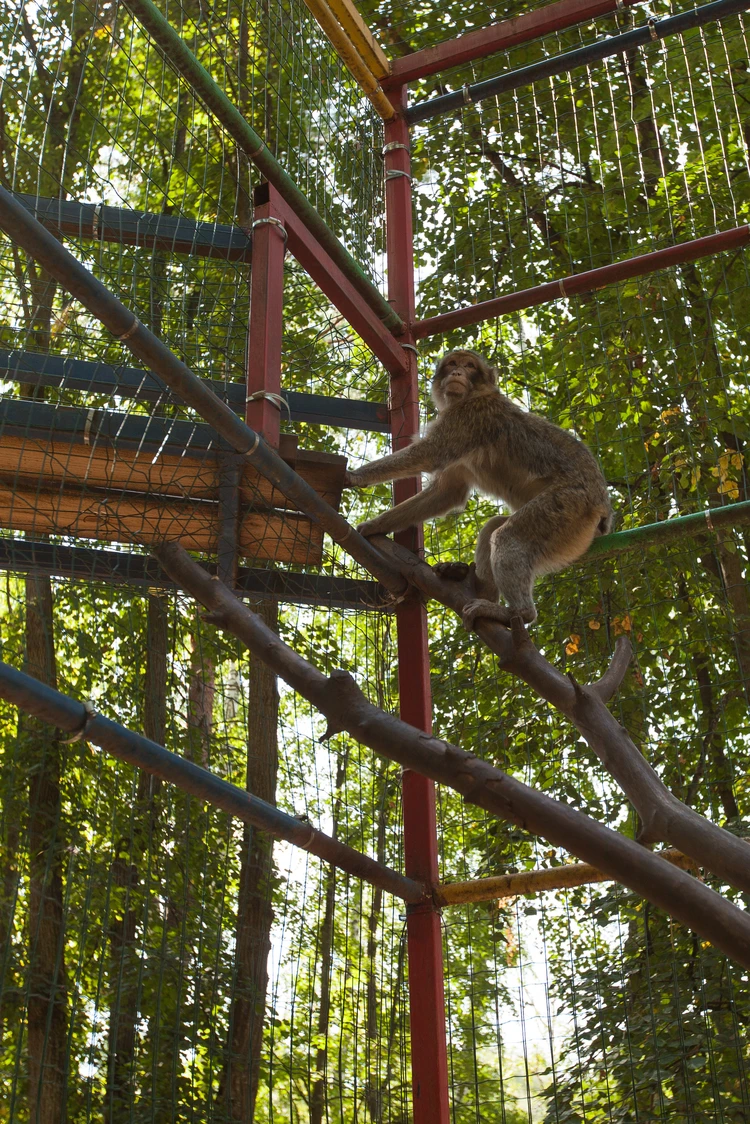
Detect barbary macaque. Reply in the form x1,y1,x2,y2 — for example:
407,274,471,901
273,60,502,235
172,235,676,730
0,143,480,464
345,349,612,629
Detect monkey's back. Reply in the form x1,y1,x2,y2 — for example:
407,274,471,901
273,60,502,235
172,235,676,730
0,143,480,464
441,390,611,518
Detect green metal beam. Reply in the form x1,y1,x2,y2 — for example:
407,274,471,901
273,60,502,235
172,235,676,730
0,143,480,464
587,499,750,560
121,0,403,334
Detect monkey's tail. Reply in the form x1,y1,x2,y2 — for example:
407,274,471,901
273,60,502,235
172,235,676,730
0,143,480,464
597,511,614,537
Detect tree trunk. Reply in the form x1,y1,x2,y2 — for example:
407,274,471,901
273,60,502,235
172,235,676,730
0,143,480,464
364,771,396,1122
24,574,67,1124
106,594,168,1121
187,632,215,768
219,599,279,1121
310,756,347,1124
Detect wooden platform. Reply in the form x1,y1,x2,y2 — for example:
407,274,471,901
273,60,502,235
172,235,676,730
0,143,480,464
0,403,346,566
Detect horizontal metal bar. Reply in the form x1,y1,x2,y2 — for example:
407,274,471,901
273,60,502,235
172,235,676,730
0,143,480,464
122,0,402,332
0,540,391,610
0,659,424,902
435,847,698,906
589,499,750,559
0,185,408,597
385,0,640,87
13,193,252,261
0,348,390,432
406,0,750,124
413,225,750,337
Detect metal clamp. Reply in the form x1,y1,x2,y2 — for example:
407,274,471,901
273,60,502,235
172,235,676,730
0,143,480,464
246,389,291,420
117,317,141,341
63,700,97,743
647,17,660,40
401,343,419,355
705,509,715,532
558,278,568,297
462,85,472,105
385,169,412,182
252,216,288,244
92,202,102,238
383,141,410,155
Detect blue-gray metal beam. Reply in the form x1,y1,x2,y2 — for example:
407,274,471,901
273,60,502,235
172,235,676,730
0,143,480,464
14,193,253,261
0,349,390,432
0,540,390,610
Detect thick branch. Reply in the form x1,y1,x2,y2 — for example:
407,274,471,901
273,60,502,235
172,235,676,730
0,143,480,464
154,542,750,970
370,536,750,894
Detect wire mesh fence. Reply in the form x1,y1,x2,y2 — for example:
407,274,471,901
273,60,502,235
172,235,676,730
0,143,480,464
1,0,750,1119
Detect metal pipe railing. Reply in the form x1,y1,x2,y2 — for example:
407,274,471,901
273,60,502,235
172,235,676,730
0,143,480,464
0,660,426,903
588,499,750,560
406,0,750,125
0,185,408,599
413,225,750,337
121,0,402,332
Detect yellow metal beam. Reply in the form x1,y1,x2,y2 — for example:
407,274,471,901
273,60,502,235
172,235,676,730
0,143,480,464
436,847,700,907
302,0,396,120
326,0,391,79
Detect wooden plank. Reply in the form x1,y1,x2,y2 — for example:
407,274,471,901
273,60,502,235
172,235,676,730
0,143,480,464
0,433,345,510
0,480,323,565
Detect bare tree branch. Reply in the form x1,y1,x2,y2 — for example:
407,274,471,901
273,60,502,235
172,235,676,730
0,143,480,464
370,535,750,891
154,541,750,970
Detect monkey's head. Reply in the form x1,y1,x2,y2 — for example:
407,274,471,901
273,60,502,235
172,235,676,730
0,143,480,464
432,350,496,410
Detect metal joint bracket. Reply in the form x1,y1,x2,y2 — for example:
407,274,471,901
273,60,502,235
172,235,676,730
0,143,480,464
117,317,141,341
63,700,98,743
246,389,291,420
252,216,288,244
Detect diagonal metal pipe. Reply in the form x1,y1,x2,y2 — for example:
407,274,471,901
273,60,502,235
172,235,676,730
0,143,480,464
0,660,426,903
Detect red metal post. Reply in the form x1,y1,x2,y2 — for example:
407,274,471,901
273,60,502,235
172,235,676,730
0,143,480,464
384,88,451,1124
246,182,286,446
383,0,640,86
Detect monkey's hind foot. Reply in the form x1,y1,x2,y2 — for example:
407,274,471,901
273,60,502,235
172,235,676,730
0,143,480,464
433,561,471,582
461,599,536,632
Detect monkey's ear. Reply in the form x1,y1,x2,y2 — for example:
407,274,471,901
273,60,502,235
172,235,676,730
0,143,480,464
487,365,499,385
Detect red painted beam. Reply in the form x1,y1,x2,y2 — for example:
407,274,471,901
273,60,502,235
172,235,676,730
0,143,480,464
385,89,452,1124
247,183,286,445
271,189,409,376
413,225,750,338
382,0,641,87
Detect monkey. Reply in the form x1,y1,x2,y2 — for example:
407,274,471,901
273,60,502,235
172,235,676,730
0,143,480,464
345,349,612,630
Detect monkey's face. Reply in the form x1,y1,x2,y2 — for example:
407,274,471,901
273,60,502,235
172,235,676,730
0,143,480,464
432,350,494,409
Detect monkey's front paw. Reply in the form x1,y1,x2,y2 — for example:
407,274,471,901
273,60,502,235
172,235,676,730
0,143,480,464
357,519,387,538
434,561,471,582
344,470,365,488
